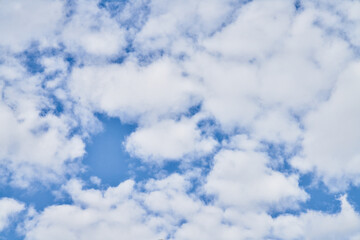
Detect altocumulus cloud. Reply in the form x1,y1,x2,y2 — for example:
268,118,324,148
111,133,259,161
1,0,360,239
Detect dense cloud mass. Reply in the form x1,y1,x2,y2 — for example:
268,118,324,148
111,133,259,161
1,0,360,239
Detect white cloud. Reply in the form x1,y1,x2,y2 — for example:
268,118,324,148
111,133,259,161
0,198,24,232
184,0,352,131
202,0,294,61
24,202,164,240
1,0,360,238
272,196,360,240
251,109,302,144
292,62,360,191
205,149,308,211
256,8,352,110
143,173,202,219
0,0,64,51
184,53,260,130
89,176,101,186
20,175,360,240
125,115,217,162
174,207,274,240
133,0,239,53
0,58,85,187
61,0,126,56
69,57,200,122
23,176,195,240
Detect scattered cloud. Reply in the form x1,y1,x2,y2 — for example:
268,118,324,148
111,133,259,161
125,115,217,162
1,0,360,239
0,198,24,232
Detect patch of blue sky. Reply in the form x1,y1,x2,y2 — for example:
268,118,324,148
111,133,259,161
108,41,136,64
0,181,73,240
39,94,64,117
98,0,128,17
4,106,349,234
126,158,181,183
186,158,215,195
197,118,231,143
0,216,25,240
17,43,44,74
294,0,303,11
41,80,67,118
264,141,359,218
80,114,137,186
42,69,61,83
64,52,76,72
0,183,71,212
136,49,167,66
98,0,150,34
64,0,76,19
269,172,342,219
185,103,202,117
261,141,301,174
346,186,360,213
163,219,188,240
299,174,342,213
167,102,201,123
109,54,127,64
81,112,220,198
17,43,68,75
263,142,342,217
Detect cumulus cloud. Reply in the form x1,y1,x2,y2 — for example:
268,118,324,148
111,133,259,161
205,149,308,211
292,62,360,191
184,0,352,132
20,175,274,240
272,196,360,239
69,57,200,121
202,0,294,61
0,198,24,232
61,0,126,56
22,176,360,240
0,56,85,186
125,115,217,162
0,0,64,51
23,176,194,240
1,0,360,238
133,0,240,54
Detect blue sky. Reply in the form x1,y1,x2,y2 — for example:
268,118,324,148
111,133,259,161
1,0,360,239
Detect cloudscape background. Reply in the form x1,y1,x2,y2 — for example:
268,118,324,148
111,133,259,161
1,0,360,239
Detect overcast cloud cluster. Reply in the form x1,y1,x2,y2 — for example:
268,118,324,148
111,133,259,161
1,0,360,239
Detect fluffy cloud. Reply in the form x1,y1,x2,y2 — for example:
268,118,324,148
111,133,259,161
1,0,360,238
22,175,360,240
125,115,217,161
202,0,294,61
272,196,360,239
61,0,126,56
0,198,24,232
205,149,308,211
292,62,360,191
22,175,273,240
133,0,240,53
185,0,352,131
23,176,197,240
0,56,85,187
69,57,200,121
0,0,64,51
184,53,260,130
